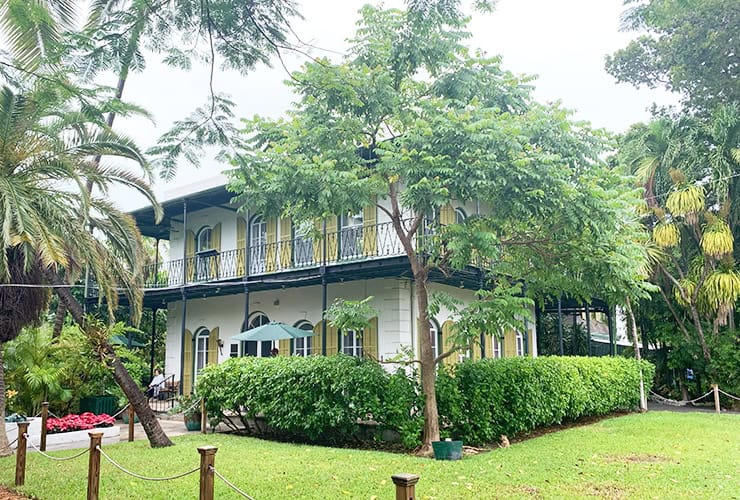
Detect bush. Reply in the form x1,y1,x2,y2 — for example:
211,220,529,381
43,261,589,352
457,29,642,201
196,354,653,448
444,356,655,445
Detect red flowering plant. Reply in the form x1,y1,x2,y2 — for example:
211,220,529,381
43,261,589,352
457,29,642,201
46,412,116,434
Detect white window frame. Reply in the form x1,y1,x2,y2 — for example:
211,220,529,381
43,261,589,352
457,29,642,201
455,207,467,224
341,329,363,357
340,212,364,259
243,313,272,357
516,332,524,356
293,221,314,267
194,328,210,385
429,320,440,358
294,321,314,356
250,216,267,273
492,335,501,359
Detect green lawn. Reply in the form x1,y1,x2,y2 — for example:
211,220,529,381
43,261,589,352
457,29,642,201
1,411,738,499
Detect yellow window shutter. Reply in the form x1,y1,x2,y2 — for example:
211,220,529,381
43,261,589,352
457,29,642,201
325,323,338,355
210,223,222,277
484,334,493,359
266,217,277,272
207,327,220,365
527,330,534,357
312,219,323,265
504,329,517,358
185,230,196,282
279,217,292,269
441,320,456,366
312,322,323,355
440,204,455,225
278,338,291,356
182,329,193,395
363,317,379,360
326,216,338,262
471,339,481,361
236,217,246,275
362,201,377,257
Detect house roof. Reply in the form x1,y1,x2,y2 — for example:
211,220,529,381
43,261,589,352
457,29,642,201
130,180,233,240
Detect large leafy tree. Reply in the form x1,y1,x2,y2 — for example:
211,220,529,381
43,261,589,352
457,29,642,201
606,0,739,113
229,5,650,454
0,81,172,453
619,105,740,369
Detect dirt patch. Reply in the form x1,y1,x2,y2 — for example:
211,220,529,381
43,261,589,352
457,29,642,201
0,486,30,499
584,484,629,498
517,485,540,496
602,453,671,464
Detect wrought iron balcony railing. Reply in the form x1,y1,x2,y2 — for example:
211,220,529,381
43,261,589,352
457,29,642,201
142,219,416,288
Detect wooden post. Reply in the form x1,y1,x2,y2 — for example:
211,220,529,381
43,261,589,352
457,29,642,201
128,404,135,442
391,473,420,500
87,432,104,500
712,384,720,414
197,446,217,500
200,398,207,434
15,422,29,486
40,402,49,452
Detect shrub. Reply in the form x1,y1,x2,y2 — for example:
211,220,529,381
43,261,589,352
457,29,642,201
196,354,653,448
444,356,655,445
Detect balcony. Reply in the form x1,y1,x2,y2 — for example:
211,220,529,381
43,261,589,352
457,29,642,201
142,220,419,289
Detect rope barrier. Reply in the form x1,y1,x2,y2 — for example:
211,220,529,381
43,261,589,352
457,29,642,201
648,389,715,406
110,404,131,419
96,446,199,481
25,434,89,461
211,466,256,500
172,398,202,417
718,389,740,402
0,437,18,451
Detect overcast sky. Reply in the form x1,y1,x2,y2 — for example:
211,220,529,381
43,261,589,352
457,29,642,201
109,0,675,210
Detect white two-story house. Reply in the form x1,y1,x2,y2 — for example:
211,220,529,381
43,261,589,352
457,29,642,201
119,177,539,394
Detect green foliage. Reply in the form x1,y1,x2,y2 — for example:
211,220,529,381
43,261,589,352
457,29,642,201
606,0,738,112
324,296,378,334
438,357,655,445
197,354,652,448
197,355,389,443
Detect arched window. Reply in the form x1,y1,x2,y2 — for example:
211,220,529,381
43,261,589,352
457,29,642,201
250,216,267,273
455,207,467,224
197,226,213,252
293,321,314,356
242,312,271,357
194,327,210,383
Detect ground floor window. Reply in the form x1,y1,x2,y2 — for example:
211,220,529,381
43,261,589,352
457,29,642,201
294,321,314,356
243,312,273,357
342,330,363,357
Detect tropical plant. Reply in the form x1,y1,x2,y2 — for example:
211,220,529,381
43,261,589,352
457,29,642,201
0,81,171,453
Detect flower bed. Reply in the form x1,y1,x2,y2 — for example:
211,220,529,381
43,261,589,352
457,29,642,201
46,412,115,434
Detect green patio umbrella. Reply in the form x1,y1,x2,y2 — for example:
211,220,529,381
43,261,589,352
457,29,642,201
231,321,315,342
110,334,145,348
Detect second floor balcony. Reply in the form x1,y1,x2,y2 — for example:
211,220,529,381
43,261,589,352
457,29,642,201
143,219,417,288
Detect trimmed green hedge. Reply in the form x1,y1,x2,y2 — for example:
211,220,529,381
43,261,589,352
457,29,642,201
438,356,655,445
196,355,653,448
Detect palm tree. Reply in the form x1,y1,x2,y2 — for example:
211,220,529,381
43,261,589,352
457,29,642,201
0,82,172,454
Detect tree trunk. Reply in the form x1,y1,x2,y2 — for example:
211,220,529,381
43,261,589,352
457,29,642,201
688,304,712,362
0,347,11,457
51,274,173,447
52,301,66,338
415,270,439,456
625,298,647,412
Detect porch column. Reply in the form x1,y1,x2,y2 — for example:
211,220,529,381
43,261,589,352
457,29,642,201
572,309,577,355
182,198,188,285
149,307,158,379
585,303,591,356
607,304,615,356
557,296,564,356
153,237,160,285
179,289,188,395
321,278,327,355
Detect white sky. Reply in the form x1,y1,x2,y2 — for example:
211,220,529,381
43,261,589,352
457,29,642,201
104,0,676,210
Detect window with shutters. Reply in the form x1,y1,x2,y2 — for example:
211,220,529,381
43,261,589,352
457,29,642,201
242,312,272,357
341,330,363,357
250,216,267,273
492,335,501,358
194,327,210,384
293,321,313,356
455,207,467,224
340,212,363,259
196,226,214,280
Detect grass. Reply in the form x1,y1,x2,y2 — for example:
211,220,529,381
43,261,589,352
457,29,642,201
1,411,738,499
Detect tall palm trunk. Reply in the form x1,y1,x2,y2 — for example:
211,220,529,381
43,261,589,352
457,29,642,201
51,274,173,447
0,347,10,457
